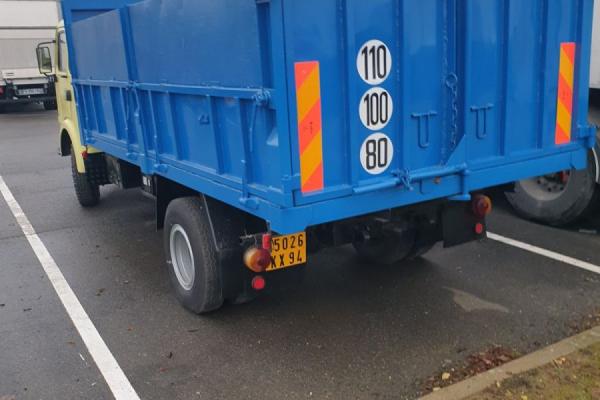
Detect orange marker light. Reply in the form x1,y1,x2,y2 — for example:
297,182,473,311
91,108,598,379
243,247,271,273
472,195,493,218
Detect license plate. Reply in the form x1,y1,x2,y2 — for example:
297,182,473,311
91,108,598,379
18,88,45,96
267,232,307,272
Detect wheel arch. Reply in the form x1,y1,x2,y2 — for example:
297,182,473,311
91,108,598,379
59,126,86,174
159,186,264,304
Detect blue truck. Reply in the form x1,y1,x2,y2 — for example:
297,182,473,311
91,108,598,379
51,0,595,313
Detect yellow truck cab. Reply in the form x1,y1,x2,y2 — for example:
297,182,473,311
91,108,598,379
37,22,103,207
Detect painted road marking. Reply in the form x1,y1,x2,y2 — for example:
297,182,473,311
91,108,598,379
488,232,600,275
0,175,140,400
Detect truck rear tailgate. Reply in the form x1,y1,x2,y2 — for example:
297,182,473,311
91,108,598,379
286,0,595,207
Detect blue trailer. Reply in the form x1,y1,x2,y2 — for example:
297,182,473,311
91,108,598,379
57,0,596,313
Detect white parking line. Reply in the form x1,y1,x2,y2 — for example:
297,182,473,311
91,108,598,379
0,175,140,400
488,232,600,275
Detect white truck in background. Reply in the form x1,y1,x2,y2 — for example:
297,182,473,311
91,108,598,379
591,0,600,89
0,0,59,111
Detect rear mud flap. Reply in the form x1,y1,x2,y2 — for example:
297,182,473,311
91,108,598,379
442,201,486,248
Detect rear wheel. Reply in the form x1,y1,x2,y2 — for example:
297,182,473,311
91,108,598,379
506,149,600,226
353,226,416,265
164,197,224,314
406,240,436,260
70,146,100,207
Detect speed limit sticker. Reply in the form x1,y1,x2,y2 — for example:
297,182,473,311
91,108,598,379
359,87,393,131
357,40,392,85
360,133,394,175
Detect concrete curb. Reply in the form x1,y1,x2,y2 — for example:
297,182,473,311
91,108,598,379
419,325,600,400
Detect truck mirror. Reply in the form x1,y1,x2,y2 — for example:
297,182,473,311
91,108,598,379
36,46,53,75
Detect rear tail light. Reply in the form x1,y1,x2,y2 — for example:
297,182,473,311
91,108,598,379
474,222,485,235
472,195,492,218
0,86,4,95
251,275,266,291
262,233,272,250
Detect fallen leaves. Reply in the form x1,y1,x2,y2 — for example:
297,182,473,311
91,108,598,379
422,345,519,394
566,308,600,335
462,342,600,400
553,357,567,367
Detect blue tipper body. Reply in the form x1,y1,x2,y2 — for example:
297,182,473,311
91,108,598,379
61,0,596,235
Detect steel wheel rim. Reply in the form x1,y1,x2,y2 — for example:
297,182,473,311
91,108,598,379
520,171,571,201
169,224,195,291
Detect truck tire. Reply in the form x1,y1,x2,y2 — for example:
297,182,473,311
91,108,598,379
43,100,57,110
406,241,436,260
353,228,416,265
505,149,600,226
70,146,100,207
164,197,224,314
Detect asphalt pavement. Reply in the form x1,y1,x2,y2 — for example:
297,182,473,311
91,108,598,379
0,102,599,400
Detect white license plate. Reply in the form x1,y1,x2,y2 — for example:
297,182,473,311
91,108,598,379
17,88,45,96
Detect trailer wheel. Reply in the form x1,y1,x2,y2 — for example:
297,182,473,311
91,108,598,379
353,229,415,265
406,241,436,260
164,197,224,314
70,146,100,207
43,100,57,110
505,149,600,226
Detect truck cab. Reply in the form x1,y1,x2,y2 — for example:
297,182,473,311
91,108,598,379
37,22,100,203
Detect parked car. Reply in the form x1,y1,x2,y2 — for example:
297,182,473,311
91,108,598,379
42,0,595,313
